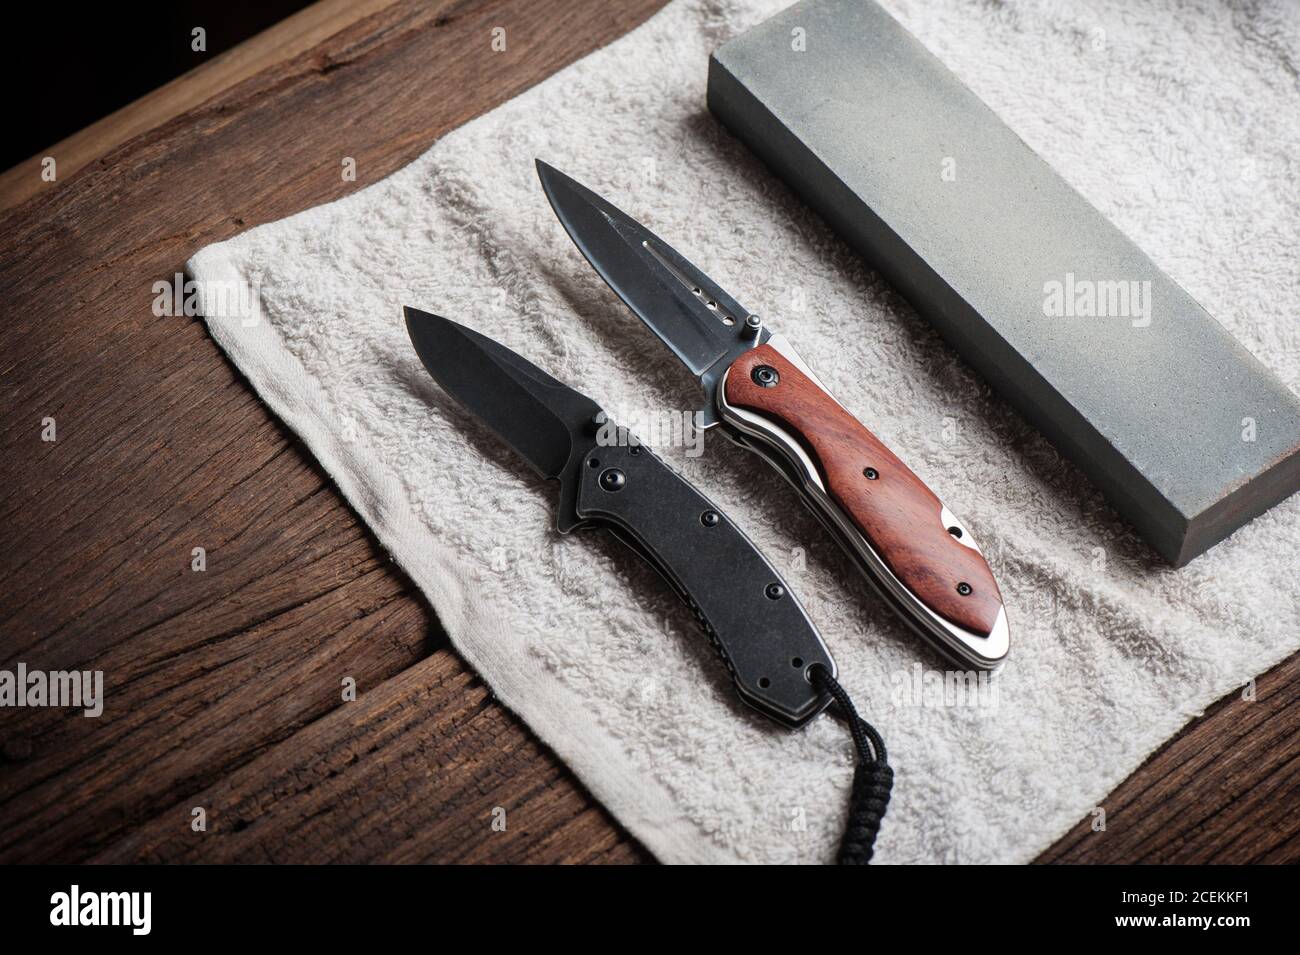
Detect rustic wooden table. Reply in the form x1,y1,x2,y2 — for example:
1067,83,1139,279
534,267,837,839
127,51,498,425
1,0,1296,864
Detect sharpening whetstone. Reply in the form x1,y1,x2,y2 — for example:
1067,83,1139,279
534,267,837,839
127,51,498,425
707,0,1300,566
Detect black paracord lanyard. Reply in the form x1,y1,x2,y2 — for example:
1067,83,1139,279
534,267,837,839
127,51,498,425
809,665,893,865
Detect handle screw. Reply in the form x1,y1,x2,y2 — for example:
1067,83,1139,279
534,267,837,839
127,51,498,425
599,468,626,492
765,582,785,600
863,467,879,480
752,365,780,388
956,581,972,596
700,510,720,527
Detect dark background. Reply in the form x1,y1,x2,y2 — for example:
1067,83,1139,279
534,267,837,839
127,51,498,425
7,1,311,170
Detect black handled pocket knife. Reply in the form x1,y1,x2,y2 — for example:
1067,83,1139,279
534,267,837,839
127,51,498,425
404,307,835,728
536,161,1009,671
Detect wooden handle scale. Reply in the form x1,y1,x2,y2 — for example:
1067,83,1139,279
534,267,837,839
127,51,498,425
720,340,1007,667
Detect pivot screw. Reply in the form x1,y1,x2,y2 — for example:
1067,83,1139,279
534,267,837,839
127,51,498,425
956,581,972,596
700,510,720,527
599,468,626,492
765,582,785,600
752,365,780,388
863,467,879,480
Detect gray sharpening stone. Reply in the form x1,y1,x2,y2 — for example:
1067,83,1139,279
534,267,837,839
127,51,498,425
707,0,1300,566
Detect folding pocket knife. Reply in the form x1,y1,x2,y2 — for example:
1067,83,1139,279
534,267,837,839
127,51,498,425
535,161,1009,670
404,307,836,728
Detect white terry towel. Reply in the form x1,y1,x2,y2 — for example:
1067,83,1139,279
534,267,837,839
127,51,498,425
188,0,1300,863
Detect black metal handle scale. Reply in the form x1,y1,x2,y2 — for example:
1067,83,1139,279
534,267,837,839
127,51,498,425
573,440,834,728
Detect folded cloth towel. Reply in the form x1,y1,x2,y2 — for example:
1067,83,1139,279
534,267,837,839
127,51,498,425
189,0,1300,863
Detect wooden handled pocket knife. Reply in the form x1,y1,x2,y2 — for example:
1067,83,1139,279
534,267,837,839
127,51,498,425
536,161,1009,669
404,307,836,728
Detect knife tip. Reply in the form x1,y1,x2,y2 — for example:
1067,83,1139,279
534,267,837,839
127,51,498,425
534,158,562,191
402,305,444,332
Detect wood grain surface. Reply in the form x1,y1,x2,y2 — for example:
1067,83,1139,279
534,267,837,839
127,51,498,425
0,0,1295,865
0,0,400,214
725,343,1003,636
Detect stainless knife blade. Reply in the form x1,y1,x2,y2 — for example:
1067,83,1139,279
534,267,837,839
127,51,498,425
536,159,767,428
